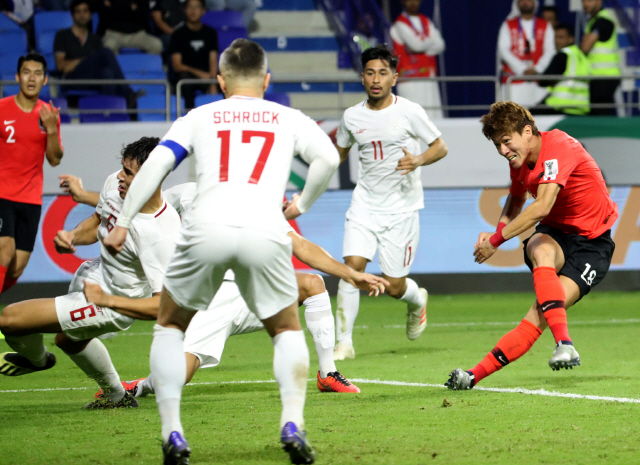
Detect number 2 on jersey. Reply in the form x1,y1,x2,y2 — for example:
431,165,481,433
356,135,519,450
218,130,275,184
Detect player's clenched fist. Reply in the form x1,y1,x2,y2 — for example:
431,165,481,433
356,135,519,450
54,230,76,254
83,280,110,308
104,225,128,255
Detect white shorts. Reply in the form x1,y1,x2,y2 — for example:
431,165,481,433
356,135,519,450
183,280,264,368
56,259,136,341
343,209,420,278
164,224,298,320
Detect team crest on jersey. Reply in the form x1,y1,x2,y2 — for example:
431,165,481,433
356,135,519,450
544,159,558,181
389,121,401,135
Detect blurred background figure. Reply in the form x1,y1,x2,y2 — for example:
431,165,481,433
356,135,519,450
541,5,559,28
205,0,257,32
99,0,163,55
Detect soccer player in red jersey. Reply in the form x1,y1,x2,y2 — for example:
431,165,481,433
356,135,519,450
0,53,63,294
445,101,618,390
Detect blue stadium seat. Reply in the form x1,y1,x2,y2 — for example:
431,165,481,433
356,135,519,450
264,92,290,107
0,54,22,73
36,30,57,55
34,11,73,33
42,53,56,72
51,97,71,123
137,95,184,121
78,96,129,123
125,70,168,95
201,11,244,30
0,14,22,32
1,72,19,96
117,53,163,74
0,30,28,56
120,48,143,54
217,27,248,52
194,93,224,107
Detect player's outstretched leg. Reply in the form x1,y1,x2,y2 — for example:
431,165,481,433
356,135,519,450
0,332,56,376
334,279,359,360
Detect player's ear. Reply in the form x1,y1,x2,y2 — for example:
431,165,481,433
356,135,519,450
217,74,227,96
263,72,271,93
43,75,48,86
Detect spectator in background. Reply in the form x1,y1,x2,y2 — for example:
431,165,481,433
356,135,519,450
498,0,555,108
390,0,445,120
170,0,218,109
533,24,590,115
206,0,257,32
0,0,35,50
54,0,136,104
150,0,186,53
99,0,163,55
581,0,620,116
541,5,559,29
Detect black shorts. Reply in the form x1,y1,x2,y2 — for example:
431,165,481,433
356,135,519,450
523,224,615,300
0,198,42,252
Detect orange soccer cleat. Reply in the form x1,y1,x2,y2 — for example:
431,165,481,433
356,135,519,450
316,371,361,393
94,378,146,399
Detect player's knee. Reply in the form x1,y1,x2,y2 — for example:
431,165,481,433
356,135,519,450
0,304,21,336
54,333,88,354
7,267,25,280
297,273,325,302
527,242,556,267
386,281,406,299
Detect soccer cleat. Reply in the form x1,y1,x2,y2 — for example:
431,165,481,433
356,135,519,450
94,378,147,399
316,370,361,393
444,368,475,390
333,341,355,361
549,342,581,371
0,351,56,376
281,422,315,464
406,288,428,340
162,431,191,465
82,391,139,410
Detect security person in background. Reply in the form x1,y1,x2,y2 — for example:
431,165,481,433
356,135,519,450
581,0,620,115
533,24,590,115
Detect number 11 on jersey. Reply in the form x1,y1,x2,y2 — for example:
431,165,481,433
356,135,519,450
218,130,275,184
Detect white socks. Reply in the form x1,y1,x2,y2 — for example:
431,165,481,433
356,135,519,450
336,279,360,345
303,291,337,378
67,338,125,402
4,333,48,367
400,278,425,309
272,330,309,429
150,324,186,442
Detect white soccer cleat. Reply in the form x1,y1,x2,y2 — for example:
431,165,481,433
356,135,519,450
549,342,581,370
444,368,475,390
406,288,428,340
333,341,355,361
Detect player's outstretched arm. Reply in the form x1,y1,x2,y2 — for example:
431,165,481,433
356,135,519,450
53,212,100,253
83,280,160,320
289,231,389,296
396,137,448,175
475,192,528,248
59,174,100,207
41,101,64,166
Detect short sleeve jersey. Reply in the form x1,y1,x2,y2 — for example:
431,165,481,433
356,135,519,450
158,96,337,242
169,24,218,72
96,172,182,298
0,97,62,205
53,28,103,61
336,95,441,214
509,129,618,238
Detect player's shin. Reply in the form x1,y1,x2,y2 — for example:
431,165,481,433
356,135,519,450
336,280,359,345
304,291,336,378
470,319,543,385
67,338,125,401
4,333,48,367
150,324,186,441
533,267,571,344
399,278,425,308
272,330,309,429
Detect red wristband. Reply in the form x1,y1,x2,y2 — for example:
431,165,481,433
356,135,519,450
496,222,507,234
489,229,505,248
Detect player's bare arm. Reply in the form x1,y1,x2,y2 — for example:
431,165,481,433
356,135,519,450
336,144,351,165
41,101,63,166
83,280,160,320
289,230,389,295
474,183,560,264
53,212,100,254
59,174,100,207
475,192,528,248
396,137,448,175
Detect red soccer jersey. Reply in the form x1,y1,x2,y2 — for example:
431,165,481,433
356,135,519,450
0,96,62,205
509,129,618,239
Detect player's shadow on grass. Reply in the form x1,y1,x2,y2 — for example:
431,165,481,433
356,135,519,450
196,444,296,463
363,346,448,357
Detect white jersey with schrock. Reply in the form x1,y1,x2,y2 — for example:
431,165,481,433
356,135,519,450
337,95,441,214
159,96,334,242
96,172,182,298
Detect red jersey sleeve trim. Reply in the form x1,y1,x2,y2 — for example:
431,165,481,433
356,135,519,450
154,202,168,217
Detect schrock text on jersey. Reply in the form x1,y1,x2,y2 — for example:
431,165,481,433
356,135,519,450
213,111,280,124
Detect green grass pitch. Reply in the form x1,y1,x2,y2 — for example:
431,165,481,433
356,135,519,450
1,291,639,465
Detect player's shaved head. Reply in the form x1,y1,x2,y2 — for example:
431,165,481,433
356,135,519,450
480,101,539,141
219,39,268,81
121,137,161,170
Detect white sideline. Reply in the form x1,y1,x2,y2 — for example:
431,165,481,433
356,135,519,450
1,378,639,404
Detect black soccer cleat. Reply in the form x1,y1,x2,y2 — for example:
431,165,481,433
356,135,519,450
82,391,139,410
0,351,56,376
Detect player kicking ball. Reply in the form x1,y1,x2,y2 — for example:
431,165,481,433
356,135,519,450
445,101,618,390
0,137,182,410
334,45,448,360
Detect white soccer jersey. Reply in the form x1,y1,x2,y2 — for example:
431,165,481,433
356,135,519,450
96,172,182,298
159,96,335,242
336,95,441,214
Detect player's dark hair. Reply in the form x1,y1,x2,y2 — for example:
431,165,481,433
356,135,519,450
17,53,47,75
480,101,539,141
183,0,206,9
69,0,91,13
555,23,575,38
219,39,267,78
121,137,161,169
361,45,398,71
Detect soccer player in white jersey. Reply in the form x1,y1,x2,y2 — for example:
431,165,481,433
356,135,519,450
103,40,340,465
0,137,182,410
334,45,448,361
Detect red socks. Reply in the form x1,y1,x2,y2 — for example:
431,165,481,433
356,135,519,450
470,319,543,385
532,266,571,344
2,276,17,293
0,265,6,294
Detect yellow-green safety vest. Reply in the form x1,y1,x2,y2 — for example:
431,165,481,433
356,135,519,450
546,45,591,115
585,9,621,76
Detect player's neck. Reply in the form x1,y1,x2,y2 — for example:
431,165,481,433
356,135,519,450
526,135,542,168
366,93,394,111
139,188,164,215
227,89,264,98
14,93,38,113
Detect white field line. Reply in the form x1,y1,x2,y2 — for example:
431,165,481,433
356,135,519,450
1,378,639,404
